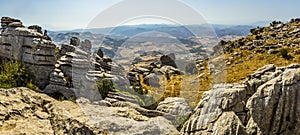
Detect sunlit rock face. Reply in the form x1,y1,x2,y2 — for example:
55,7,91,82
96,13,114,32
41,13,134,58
44,36,129,101
0,87,180,135
181,64,300,135
0,17,56,89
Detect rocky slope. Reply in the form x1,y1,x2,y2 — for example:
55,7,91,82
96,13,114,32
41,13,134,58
218,19,300,54
204,18,300,85
181,64,300,135
2,64,300,134
193,18,300,131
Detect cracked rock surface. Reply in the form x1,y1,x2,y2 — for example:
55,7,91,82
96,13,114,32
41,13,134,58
180,64,300,135
0,87,179,135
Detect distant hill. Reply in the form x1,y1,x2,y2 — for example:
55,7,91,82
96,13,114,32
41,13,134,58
53,24,254,38
49,24,254,57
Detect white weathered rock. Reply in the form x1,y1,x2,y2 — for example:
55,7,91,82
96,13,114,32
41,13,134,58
45,36,128,102
181,64,300,135
0,87,102,134
157,97,193,128
246,67,300,134
0,17,56,89
2,87,180,135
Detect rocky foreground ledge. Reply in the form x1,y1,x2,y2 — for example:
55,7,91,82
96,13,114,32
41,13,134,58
1,64,300,135
0,87,182,134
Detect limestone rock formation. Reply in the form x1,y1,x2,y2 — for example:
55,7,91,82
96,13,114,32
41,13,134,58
246,64,300,134
81,101,179,135
28,25,42,34
127,54,183,89
156,97,193,128
0,87,179,135
45,37,129,101
44,37,105,100
0,17,56,89
105,92,142,105
181,64,300,135
1,17,24,29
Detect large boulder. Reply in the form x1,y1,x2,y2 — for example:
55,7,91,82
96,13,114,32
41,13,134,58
81,101,179,135
160,53,177,68
70,37,80,46
246,65,300,134
28,25,42,34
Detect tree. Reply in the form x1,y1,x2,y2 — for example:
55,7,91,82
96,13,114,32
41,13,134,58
96,78,116,99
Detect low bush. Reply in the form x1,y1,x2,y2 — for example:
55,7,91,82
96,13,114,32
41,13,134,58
0,60,38,90
132,82,144,95
279,48,293,60
96,78,116,99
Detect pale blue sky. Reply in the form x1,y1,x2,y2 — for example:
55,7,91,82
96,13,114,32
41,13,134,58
0,0,299,30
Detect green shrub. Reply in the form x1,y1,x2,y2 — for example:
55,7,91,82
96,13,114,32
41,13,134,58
279,48,293,60
96,78,116,99
55,47,59,57
0,60,37,90
26,80,39,91
132,82,146,95
177,114,192,131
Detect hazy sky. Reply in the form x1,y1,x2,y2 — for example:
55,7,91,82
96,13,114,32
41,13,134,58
0,0,299,30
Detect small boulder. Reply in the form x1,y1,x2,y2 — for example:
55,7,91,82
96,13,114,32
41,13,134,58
160,53,177,68
70,37,80,46
8,22,24,28
28,25,43,34
268,49,279,54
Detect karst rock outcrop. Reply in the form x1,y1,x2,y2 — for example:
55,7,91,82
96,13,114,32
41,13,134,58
180,64,300,135
44,37,128,101
0,17,56,89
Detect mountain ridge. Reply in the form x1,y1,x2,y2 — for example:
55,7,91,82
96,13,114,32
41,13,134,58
50,24,254,37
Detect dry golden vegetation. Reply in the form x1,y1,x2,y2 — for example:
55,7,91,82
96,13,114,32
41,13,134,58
225,48,300,83
135,19,300,107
